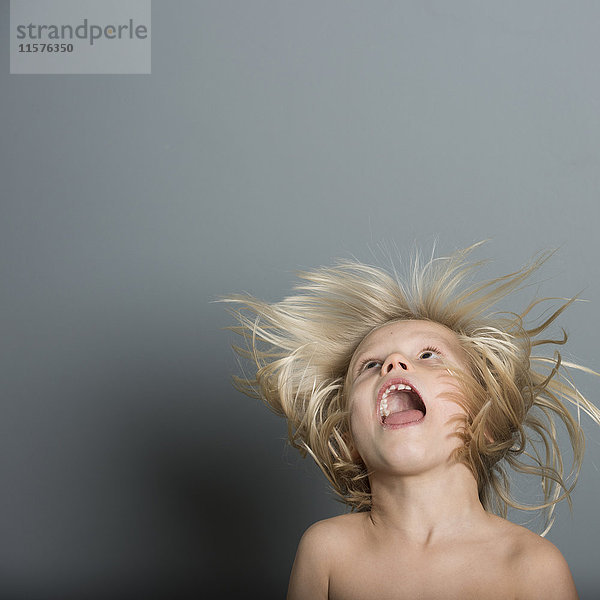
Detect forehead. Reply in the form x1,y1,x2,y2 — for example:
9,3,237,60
352,319,462,359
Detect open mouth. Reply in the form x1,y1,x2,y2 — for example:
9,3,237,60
379,379,426,427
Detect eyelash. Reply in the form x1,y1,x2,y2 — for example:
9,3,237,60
420,345,443,359
357,346,443,373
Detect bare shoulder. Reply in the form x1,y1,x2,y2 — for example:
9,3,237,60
487,516,578,600
292,513,362,565
287,514,363,600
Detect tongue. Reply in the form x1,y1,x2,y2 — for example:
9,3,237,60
384,409,424,425
383,390,424,425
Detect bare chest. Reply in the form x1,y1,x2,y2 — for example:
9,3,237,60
328,546,516,600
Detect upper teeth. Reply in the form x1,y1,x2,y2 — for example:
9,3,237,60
380,383,412,417
383,383,412,397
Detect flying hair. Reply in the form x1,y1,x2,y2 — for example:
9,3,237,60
223,243,600,534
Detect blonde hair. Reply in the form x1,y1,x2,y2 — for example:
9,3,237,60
224,244,600,533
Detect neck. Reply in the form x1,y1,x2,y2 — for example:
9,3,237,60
367,462,487,546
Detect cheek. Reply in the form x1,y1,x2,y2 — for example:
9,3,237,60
348,421,367,463
348,398,377,455
436,401,470,446
343,386,365,458
435,375,469,417
347,429,363,461
348,398,366,441
348,401,361,437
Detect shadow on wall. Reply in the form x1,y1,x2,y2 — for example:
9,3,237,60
0,375,302,599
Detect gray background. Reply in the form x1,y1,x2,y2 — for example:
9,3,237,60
2,1,600,598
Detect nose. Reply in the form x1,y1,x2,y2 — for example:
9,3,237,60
382,353,410,374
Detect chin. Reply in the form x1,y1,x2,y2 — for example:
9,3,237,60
377,448,433,473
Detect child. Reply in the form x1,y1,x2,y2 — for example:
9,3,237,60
224,244,600,599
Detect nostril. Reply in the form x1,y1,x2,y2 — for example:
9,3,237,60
386,360,408,372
